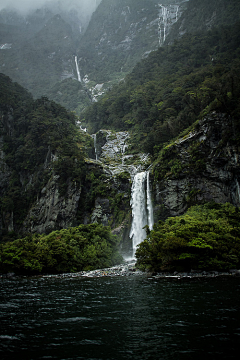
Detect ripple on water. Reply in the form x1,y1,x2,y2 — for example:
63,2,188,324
0,276,239,359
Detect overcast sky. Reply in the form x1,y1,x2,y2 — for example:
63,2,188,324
0,0,100,14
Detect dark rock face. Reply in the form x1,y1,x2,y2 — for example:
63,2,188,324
153,113,240,220
23,177,81,234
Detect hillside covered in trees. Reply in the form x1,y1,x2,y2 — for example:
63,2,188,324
82,21,240,157
1,0,240,274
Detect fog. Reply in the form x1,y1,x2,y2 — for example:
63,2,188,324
0,0,101,16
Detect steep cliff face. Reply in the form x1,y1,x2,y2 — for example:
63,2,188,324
153,113,240,220
22,177,81,234
78,0,187,85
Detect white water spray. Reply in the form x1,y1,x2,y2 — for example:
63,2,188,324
130,171,154,257
75,56,81,82
146,171,154,231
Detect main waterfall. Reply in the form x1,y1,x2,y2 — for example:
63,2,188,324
130,171,154,257
147,171,154,231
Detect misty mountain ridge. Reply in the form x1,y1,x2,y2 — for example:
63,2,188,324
0,0,189,111
1,0,240,113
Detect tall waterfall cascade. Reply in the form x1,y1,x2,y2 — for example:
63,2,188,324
75,56,82,82
158,4,180,46
130,171,154,257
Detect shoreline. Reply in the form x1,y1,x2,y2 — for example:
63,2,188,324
1,261,240,280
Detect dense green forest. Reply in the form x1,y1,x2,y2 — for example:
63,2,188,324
82,22,240,156
136,203,240,272
0,223,122,274
0,73,89,236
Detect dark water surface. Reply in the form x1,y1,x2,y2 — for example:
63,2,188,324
0,275,240,360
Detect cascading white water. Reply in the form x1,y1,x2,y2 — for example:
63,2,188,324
130,171,154,257
176,5,179,22
92,134,98,160
130,172,148,256
158,4,180,46
146,171,154,231
75,56,81,82
122,144,128,165
158,5,168,46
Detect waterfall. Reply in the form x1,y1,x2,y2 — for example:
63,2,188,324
158,5,168,46
146,171,154,231
75,56,81,82
130,171,154,257
158,4,180,46
122,144,128,165
176,5,179,22
92,134,98,160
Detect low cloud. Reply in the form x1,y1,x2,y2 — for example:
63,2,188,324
0,0,101,15
0,1,47,13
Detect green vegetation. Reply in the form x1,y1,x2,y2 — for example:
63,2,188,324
82,22,240,156
45,78,92,115
0,74,87,233
0,223,122,274
1,1,240,274
136,203,240,272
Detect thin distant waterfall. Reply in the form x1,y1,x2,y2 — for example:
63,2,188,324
158,5,168,46
75,56,81,82
92,134,98,160
130,171,154,257
176,5,179,22
158,4,180,46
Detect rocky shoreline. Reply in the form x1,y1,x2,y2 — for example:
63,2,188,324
1,261,240,280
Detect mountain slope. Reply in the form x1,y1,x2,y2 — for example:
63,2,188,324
0,73,87,238
82,21,240,154
0,0,187,112
77,0,187,84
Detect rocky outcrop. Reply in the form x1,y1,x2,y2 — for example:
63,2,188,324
153,113,240,219
23,176,81,234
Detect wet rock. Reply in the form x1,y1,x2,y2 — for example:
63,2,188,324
154,113,240,220
23,178,81,234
